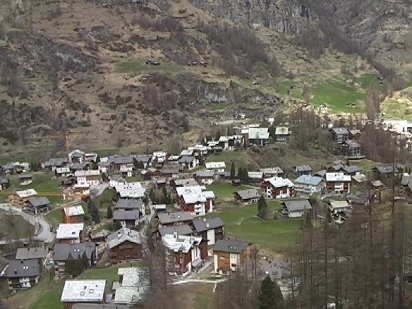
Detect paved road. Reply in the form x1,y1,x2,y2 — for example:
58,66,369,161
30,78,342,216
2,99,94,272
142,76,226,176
0,203,55,243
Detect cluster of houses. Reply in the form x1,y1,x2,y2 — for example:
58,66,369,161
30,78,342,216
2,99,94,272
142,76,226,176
2,122,409,307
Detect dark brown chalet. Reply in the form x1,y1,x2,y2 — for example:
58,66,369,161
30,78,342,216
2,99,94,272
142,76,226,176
107,227,143,264
62,205,84,223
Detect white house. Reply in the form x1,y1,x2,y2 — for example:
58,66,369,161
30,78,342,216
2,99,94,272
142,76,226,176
294,175,324,195
115,182,146,199
263,177,295,199
61,280,106,306
205,162,226,173
74,170,101,187
176,186,215,216
56,223,84,244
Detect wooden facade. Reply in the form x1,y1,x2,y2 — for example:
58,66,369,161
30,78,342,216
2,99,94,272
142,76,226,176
108,240,142,263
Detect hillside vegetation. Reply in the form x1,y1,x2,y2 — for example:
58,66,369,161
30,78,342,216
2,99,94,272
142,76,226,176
0,0,410,157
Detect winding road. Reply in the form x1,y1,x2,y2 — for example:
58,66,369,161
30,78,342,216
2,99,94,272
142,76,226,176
0,203,55,243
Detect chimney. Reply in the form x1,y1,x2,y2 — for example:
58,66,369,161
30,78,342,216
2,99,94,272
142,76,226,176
14,269,17,274
173,232,178,239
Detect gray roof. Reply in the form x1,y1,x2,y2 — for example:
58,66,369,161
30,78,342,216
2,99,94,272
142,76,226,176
161,167,179,175
44,158,67,167
113,209,140,221
214,240,249,254
346,192,369,205
109,155,135,165
115,198,143,210
192,217,224,233
295,165,312,173
53,242,96,261
0,178,9,185
195,171,215,178
236,189,260,200
27,197,50,208
283,200,312,212
342,165,361,174
314,170,326,177
6,259,40,278
294,175,323,186
374,165,398,174
134,154,152,163
157,212,194,225
158,224,193,236
70,163,86,171
178,156,195,164
107,227,142,249
16,247,48,260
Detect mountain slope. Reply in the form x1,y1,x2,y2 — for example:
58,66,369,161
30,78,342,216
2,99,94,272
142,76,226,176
0,0,410,156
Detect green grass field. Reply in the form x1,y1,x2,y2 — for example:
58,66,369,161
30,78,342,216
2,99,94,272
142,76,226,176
312,79,365,113
215,202,302,254
206,182,250,202
44,208,63,227
116,60,183,74
29,263,140,309
0,172,62,204
0,210,34,239
276,73,385,115
205,150,259,170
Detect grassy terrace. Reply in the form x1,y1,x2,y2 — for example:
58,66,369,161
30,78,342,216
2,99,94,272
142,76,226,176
0,210,34,239
276,73,385,114
44,208,63,227
0,172,63,205
206,182,249,202
116,60,183,74
214,201,301,254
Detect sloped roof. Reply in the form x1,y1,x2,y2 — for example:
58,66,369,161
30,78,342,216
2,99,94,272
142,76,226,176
114,267,149,304
56,223,84,240
294,175,323,186
275,127,289,135
27,197,50,208
6,259,40,278
157,212,194,225
113,209,140,221
53,242,96,261
162,234,202,253
16,247,48,260
214,240,249,254
192,217,224,232
107,227,142,249
265,177,294,188
283,200,312,212
236,189,260,200
158,224,193,236
61,280,106,303
115,198,143,210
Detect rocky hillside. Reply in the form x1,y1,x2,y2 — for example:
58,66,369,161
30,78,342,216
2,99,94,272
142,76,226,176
0,0,410,156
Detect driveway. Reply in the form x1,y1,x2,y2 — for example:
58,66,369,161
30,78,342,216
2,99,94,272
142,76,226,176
0,203,55,243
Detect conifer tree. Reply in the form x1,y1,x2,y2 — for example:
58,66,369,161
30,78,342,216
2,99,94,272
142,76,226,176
259,275,278,309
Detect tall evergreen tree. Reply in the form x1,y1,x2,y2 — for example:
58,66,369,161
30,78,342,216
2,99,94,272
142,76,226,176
259,275,278,309
230,162,236,179
258,195,267,212
81,252,89,270
106,204,113,219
